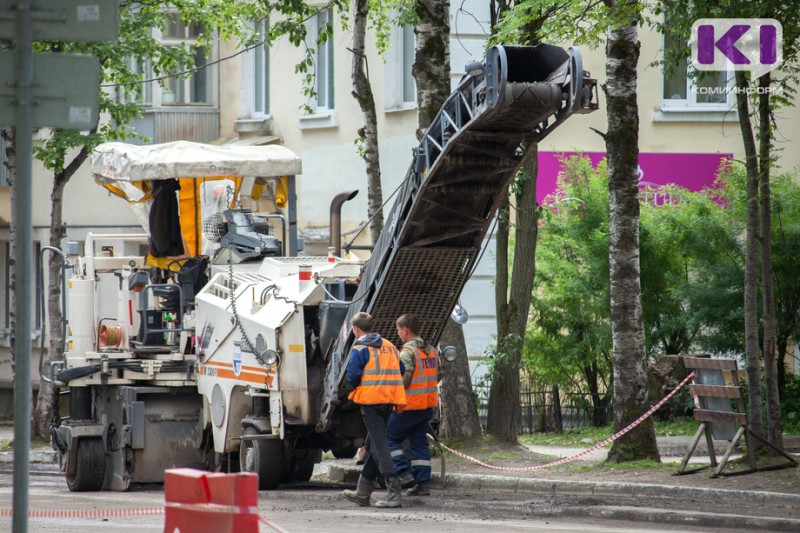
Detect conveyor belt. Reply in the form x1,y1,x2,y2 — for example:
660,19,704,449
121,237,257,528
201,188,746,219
317,43,597,431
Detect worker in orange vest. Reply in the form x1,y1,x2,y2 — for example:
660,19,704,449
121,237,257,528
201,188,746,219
342,312,407,508
387,313,439,496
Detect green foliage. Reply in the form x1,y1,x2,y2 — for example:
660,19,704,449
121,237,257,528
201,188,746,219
492,0,645,48
526,154,800,417
639,177,745,356
367,0,418,58
779,375,800,433
525,156,612,391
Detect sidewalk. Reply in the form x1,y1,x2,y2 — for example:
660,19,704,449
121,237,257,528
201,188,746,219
0,425,56,464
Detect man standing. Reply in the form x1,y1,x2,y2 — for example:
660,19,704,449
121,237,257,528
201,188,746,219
341,312,407,508
387,314,439,496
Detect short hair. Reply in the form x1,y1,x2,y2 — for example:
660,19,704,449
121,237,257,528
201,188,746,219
351,312,374,333
396,314,419,335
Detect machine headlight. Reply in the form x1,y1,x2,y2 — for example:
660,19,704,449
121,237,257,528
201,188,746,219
263,349,279,366
441,345,458,363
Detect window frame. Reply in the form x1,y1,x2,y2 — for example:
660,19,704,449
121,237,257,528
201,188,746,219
312,8,335,112
385,24,417,112
252,19,270,117
660,18,734,113
145,12,217,108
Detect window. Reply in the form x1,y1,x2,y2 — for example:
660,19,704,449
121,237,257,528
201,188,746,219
254,20,270,116
162,14,212,105
657,17,735,121
314,8,334,111
385,25,417,110
299,8,338,128
117,56,153,106
0,241,42,338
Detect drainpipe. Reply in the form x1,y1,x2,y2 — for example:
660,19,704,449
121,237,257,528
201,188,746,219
329,190,358,257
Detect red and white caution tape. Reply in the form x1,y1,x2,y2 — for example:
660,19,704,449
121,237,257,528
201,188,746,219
437,371,697,471
0,507,163,519
1,502,290,532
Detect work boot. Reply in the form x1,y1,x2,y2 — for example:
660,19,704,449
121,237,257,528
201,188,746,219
405,481,430,496
398,469,415,489
374,476,402,508
342,475,374,507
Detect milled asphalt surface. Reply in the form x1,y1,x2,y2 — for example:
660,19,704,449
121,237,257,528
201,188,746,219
3,424,800,531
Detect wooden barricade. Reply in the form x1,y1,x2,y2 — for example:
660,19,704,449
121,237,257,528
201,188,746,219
676,357,797,477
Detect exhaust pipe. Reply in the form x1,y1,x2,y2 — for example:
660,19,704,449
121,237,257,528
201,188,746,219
329,190,358,257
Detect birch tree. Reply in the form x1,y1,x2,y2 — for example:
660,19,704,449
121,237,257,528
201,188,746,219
410,0,482,438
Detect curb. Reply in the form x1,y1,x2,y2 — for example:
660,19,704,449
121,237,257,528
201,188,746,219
328,464,800,509
327,465,800,531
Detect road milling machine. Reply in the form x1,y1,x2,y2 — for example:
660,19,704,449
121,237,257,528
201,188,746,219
50,43,597,491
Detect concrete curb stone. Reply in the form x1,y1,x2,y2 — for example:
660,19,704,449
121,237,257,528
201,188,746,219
329,464,800,509
328,464,800,531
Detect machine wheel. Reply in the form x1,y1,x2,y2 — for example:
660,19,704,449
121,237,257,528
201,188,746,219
66,438,106,492
331,446,357,459
240,428,283,490
288,448,319,483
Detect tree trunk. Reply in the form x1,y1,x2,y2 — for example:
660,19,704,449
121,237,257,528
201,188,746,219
552,384,563,432
777,333,787,398
413,0,481,439
34,148,89,438
757,73,782,449
438,318,481,439
487,154,539,443
350,0,383,245
604,1,659,463
413,0,450,140
735,70,764,437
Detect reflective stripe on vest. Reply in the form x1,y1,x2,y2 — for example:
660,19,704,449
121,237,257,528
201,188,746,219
348,339,406,406
405,344,438,410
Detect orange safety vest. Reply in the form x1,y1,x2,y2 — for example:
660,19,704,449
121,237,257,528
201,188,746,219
348,339,407,406
404,344,438,410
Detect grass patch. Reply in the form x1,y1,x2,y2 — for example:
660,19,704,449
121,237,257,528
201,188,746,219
519,418,702,448
602,459,676,472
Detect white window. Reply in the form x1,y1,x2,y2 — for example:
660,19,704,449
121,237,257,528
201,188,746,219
253,20,270,116
655,18,736,122
298,7,338,129
385,25,417,110
314,8,335,111
161,14,213,105
117,56,153,106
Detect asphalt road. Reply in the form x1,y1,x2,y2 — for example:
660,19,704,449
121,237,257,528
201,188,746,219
0,465,753,533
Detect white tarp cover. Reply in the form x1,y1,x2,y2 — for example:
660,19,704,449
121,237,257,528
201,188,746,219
91,140,302,182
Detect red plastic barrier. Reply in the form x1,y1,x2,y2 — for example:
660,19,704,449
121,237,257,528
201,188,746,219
163,468,260,533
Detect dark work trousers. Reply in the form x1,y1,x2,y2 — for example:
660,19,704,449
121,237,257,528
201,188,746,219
360,404,396,482
386,407,434,483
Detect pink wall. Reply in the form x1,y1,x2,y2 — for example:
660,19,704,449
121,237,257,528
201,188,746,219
536,152,732,204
